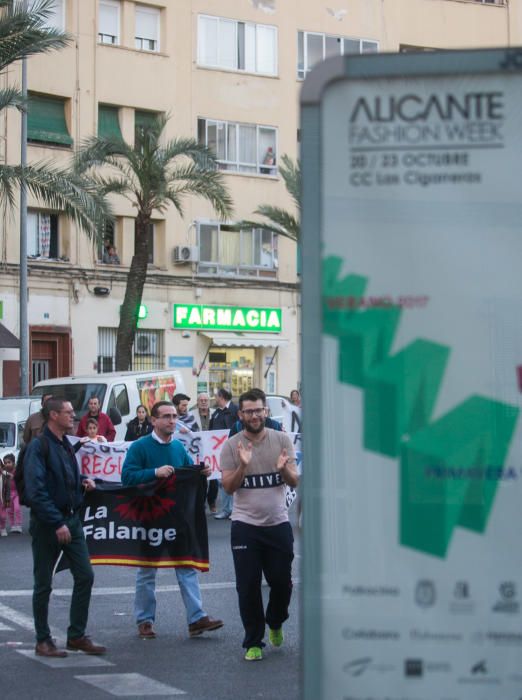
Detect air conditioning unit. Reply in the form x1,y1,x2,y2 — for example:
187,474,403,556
173,245,199,263
134,333,158,356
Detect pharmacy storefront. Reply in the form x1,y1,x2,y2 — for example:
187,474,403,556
172,303,288,398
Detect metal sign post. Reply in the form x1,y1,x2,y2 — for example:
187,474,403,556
301,48,522,700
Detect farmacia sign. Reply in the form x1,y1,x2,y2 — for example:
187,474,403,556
172,304,282,333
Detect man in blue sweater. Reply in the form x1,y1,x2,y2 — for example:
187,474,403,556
121,400,223,640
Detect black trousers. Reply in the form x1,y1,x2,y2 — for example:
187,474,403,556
231,520,294,649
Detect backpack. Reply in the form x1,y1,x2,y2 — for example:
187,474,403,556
14,435,50,506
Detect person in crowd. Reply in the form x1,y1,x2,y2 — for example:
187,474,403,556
24,397,106,657
125,404,153,441
209,388,238,431
0,453,22,535
23,393,53,444
192,393,218,514
210,389,239,520
121,400,224,641
80,417,108,443
173,393,199,432
76,395,116,442
220,390,299,662
289,389,301,407
102,245,120,265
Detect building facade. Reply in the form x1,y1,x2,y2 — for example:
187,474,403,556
0,0,517,398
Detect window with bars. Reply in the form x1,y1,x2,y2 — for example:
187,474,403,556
197,221,278,278
198,118,277,176
297,31,378,80
97,328,164,372
197,14,277,76
99,0,120,45
135,4,160,51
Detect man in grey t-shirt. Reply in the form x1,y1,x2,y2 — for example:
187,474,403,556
220,389,299,662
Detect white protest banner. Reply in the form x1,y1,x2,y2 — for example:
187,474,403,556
73,430,301,484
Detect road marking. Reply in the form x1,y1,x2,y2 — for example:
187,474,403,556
0,622,14,631
0,602,63,640
17,649,114,668
0,579,300,598
75,673,186,696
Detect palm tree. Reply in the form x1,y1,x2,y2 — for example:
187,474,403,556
75,114,233,371
240,154,300,241
0,0,109,234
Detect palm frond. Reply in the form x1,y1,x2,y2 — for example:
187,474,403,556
0,161,112,237
0,0,70,72
0,85,24,112
278,154,301,211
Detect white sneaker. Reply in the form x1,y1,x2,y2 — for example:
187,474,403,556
10,525,22,534
0,529,7,537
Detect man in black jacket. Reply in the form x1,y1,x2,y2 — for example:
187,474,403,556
24,397,106,658
209,388,238,431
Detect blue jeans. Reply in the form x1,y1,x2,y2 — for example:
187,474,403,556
218,484,233,516
134,567,206,626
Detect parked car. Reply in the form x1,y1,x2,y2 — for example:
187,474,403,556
0,396,42,461
32,370,186,441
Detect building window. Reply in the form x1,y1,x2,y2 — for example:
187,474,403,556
198,118,277,176
297,31,378,79
27,211,59,258
198,15,277,76
98,104,123,140
134,221,155,264
31,0,65,29
197,222,278,278
97,328,164,372
98,0,120,45
27,93,72,147
135,109,160,142
135,4,160,52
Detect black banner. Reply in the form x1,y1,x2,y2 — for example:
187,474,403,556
73,468,209,570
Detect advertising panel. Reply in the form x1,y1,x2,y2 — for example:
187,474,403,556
301,50,522,700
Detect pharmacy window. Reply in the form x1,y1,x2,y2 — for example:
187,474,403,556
297,31,378,79
135,4,160,52
198,118,277,176
197,222,278,279
198,15,277,76
27,211,59,259
99,0,120,45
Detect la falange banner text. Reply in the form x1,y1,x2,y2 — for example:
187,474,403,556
58,468,209,571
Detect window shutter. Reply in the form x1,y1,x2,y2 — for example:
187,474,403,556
27,94,72,146
98,105,123,140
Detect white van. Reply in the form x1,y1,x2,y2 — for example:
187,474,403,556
31,370,186,441
0,397,42,461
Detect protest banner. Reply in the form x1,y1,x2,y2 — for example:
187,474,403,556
58,469,209,570
74,430,302,483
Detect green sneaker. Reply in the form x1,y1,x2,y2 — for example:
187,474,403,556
244,646,263,661
269,627,284,647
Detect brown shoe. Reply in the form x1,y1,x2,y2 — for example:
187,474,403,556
35,639,67,658
138,621,156,639
66,635,106,655
188,616,224,637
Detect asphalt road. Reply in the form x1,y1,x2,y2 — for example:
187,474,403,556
0,509,301,700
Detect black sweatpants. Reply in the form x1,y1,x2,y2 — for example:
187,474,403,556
231,520,294,649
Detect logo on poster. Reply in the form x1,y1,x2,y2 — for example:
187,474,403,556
343,657,394,676
450,580,475,614
415,579,436,608
492,581,519,613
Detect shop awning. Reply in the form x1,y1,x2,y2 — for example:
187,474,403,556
0,323,20,348
200,332,288,348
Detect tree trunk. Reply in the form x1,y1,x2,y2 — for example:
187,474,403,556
115,215,150,371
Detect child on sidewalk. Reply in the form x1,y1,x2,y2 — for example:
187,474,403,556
0,453,23,535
